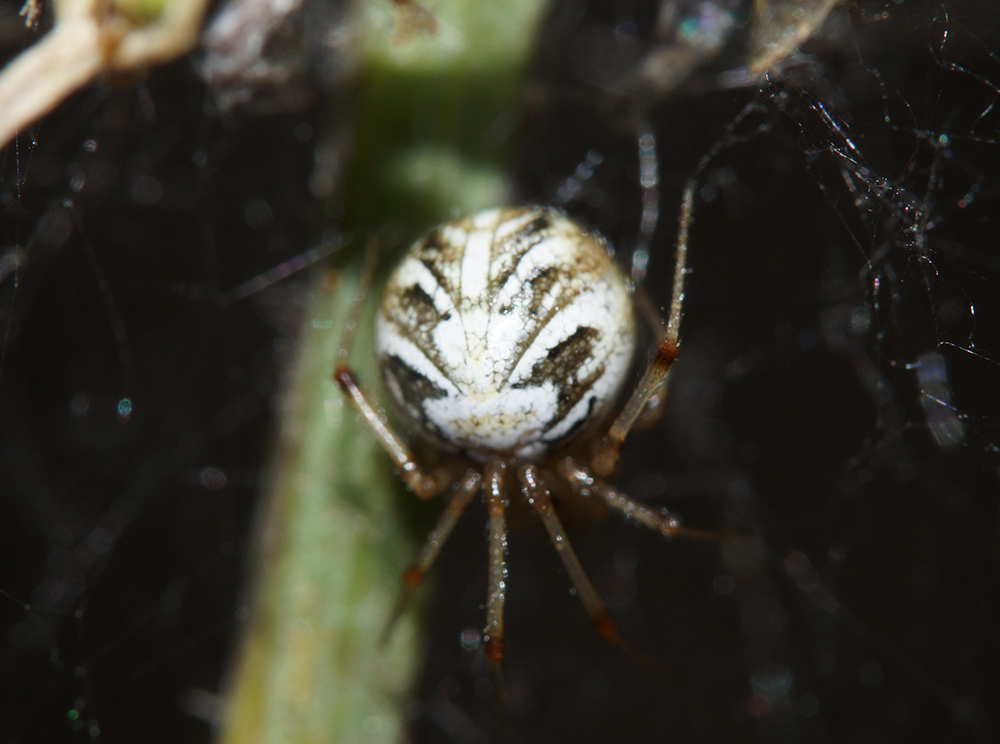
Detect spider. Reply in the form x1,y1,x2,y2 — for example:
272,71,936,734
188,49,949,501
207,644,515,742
333,179,723,687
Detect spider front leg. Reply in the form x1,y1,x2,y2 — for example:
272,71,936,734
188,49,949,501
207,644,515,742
592,182,695,478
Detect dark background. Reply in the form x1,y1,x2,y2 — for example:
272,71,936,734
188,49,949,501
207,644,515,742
2,0,999,742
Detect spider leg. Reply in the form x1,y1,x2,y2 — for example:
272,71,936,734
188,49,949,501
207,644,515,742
518,465,654,667
597,100,780,474
333,240,442,499
630,124,660,284
381,469,482,643
592,182,695,478
630,281,673,430
561,456,734,542
616,125,672,431
334,368,442,498
482,460,509,718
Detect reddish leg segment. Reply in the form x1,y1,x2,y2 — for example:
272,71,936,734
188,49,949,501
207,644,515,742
333,239,442,499
519,465,655,667
592,183,695,477
482,460,509,676
518,465,620,641
382,470,482,641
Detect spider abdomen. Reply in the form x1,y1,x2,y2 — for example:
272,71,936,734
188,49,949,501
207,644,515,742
375,207,637,462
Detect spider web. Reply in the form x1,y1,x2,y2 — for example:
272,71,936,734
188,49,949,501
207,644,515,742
509,1,1000,742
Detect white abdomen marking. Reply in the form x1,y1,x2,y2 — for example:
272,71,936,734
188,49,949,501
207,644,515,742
375,207,637,462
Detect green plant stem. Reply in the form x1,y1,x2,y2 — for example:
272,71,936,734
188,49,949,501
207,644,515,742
218,0,546,741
